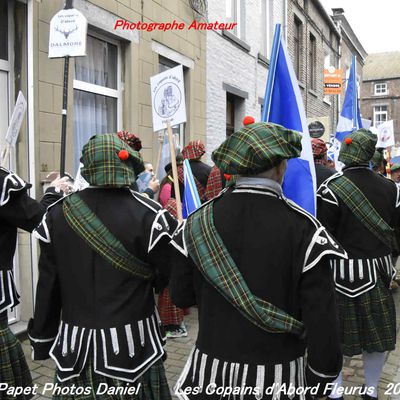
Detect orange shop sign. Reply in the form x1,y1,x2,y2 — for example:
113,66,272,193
323,68,343,95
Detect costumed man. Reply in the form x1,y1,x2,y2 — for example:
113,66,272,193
317,129,400,400
311,138,336,188
170,119,345,399
0,167,69,399
390,164,400,184
28,134,177,400
176,140,211,203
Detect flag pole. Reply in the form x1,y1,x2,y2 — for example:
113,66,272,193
154,131,164,179
261,23,281,122
166,121,183,222
60,0,73,177
351,55,358,130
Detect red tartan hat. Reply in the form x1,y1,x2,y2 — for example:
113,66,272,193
182,140,205,160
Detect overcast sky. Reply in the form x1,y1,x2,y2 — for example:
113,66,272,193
319,0,400,54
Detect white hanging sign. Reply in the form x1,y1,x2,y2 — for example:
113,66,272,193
5,91,27,147
48,8,87,58
150,65,187,132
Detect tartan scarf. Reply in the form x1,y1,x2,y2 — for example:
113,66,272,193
63,194,153,280
185,202,304,335
329,175,398,252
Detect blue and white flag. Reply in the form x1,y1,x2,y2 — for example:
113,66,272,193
335,55,362,142
262,24,316,215
182,159,201,218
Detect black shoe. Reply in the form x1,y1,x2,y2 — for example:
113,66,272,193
328,397,344,400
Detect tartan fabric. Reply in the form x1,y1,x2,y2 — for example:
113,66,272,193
371,150,384,169
177,164,206,202
164,198,178,219
185,202,304,335
329,175,398,251
81,134,144,187
116,131,142,151
53,357,171,400
338,129,377,166
337,275,396,356
157,287,184,326
212,122,302,175
0,316,33,399
63,194,153,280
182,140,205,160
205,165,223,200
391,163,400,172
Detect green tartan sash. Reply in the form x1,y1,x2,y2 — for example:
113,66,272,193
329,175,398,252
63,194,153,280
185,202,304,335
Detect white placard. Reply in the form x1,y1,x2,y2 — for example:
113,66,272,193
48,8,87,58
150,65,187,132
5,91,27,147
375,120,395,148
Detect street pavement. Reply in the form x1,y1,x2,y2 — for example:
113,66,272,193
21,290,400,399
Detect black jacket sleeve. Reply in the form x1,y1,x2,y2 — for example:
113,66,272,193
0,189,45,233
300,257,343,396
28,213,61,360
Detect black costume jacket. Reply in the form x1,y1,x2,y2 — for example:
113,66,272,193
315,163,335,190
170,177,345,399
28,188,177,383
317,166,400,297
0,167,61,314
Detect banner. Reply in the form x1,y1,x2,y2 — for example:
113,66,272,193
376,120,395,148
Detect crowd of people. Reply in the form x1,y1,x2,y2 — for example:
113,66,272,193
0,119,399,400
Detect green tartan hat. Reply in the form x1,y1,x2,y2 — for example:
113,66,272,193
338,129,377,166
211,121,302,175
371,150,384,169
80,134,144,187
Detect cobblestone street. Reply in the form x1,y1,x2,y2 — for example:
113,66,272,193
19,288,400,400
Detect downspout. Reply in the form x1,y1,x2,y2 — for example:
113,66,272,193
27,0,38,308
283,0,288,41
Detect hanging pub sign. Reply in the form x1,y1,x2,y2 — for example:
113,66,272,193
48,8,87,58
308,120,325,139
323,67,343,95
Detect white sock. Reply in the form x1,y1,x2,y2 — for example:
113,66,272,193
329,370,343,399
363,351,386,398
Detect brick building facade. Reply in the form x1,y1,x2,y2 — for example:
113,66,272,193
360,52,400,145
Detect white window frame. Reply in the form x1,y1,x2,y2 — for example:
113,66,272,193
374,83,388,96
373,105,388,126
261,0,270,57
226,0,242,39
73,30,123,130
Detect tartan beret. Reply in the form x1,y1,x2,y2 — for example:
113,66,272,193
80,134,144,187
311,138,328,158
182,140,205,160
338,129,377,166
116,131,142,152
212,122,302,175
371,150,384,169
391,163,400,173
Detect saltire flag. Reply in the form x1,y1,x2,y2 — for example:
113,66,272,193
335,55,362,142
262,24,316,215
182,159,201,218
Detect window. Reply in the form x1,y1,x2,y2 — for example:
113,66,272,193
293,17,302,80
226,0,242,39
260,0,270,57
73,32,122,171
309,33,316,90
159,56,186,150
373,105,388,126
226,94,235,137
374,83,388,95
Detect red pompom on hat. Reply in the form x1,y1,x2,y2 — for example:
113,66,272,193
118,149,129,161
243,116,255,126
224,174,232,181
344,137,353,145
